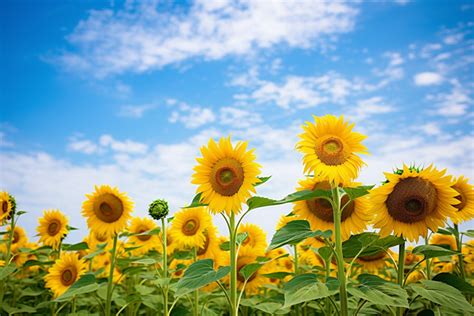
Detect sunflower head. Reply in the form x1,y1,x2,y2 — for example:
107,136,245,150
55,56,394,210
238,223,267,256
4,225,28,252
82,185,134,237
450,176,474,224
192,137,261,215
371,164,458,242
127,216,160,255
149,199,169,220
296,115,367,184
429,233,457,251
236,247,266,294
44,252,86,298
169,207,213,249
0,191,13,223
37,209,69,250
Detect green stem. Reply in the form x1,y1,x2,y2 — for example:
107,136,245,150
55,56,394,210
161,218,169,316
229,213,237,316
193,247,199,316
293,244,300,316
105,234,118,316
72,295,76,314
397,242,405,316
332,186,348,316
325,256,332,316
0,211,16,308
454,224,466,280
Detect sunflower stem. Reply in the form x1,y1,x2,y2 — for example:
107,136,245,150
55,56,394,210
453,224,466,281
193,247,199,316
397,241,405,316
0,210,16,308
293,244,300,316
161,217,169,316
332,186,348,316
229,212,238,316
105,234,118,316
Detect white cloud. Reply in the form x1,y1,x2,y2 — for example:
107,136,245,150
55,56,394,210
443,33,464,45
59,1,358,77
416,122,442,136
219,107,262,128
118,104,156,118
99,134,148,154
169,104,216,129
68,139,100,154
414,72,444,86
349,96,395,121
427,80,472,117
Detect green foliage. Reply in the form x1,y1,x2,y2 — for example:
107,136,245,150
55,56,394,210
342,185,374,200
269,220,331,249
185,192,208,208
432,272,474,295
412,244,457,259
246,188,333,210
55,273,99,302
342,232,404,258
283,274,338,307
254,176,272,186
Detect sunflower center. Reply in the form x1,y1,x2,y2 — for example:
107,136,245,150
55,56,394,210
358,251,386,262
307,181,355,222
60,268,77,286
1,201,7,214
47,220,61,236
197,230,210,256
315,137,347,166
386,177,437,223
182,219,199,236
94,193,124,223
137,227,152,242
167,233,172,246
95,233,108,243
210,158,245,196
13,231,19,243
453,186,467,211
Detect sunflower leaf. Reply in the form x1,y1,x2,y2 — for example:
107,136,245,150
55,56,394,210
55,273,98,302
246,189,332,211
0,265,16,280
342,233,404,258
254,176,272,187
283,273,337,307
63,241,89,251
347,278,409,308
412,245,457,259
269,220,330,250
184,192,208,209
342,185,374,200
239,263,261,281
432,272,474,295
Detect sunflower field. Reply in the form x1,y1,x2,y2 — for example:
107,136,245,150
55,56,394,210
0,114,473,316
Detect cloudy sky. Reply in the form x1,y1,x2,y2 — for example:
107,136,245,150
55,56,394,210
1,0,473,243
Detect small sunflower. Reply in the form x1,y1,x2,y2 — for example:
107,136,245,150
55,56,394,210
451,176,474,224
0,191,12,224
296,115,367,184
37,209,69,250
197,224,220,260
170,259,193,278
356,249,396,273
44,252,86,298
432,257,454,274
238,223,267,255
429,233,457,251
4,226,28,252
371,164,458,242
237,247,266,294
404,246,422,267
127,216,160,255
293,177,372,240
169,207,212,249
82,185,133,237
192,137,261,215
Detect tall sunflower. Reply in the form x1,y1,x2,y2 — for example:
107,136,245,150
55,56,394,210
0,191,12,224
191,137,261,215
82,185,133,237
169,207,212,249
37,209,69,250
293,177,372,240
451,176,474,224
44,252,86,298
237,223,267,255
127,216,160,255
296,115,367,184
371,164,458,242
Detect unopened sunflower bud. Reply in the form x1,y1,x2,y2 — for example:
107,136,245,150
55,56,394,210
149,199,169,220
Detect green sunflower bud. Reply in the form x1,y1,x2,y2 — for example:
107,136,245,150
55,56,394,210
148,199,169,220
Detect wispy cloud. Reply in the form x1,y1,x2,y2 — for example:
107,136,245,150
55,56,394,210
118,104,156,118
414,72,444,86
68,134,148,155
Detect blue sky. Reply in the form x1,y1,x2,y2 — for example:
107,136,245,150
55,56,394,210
1,0,473,242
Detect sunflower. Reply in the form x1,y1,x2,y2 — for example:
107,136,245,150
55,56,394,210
371,164,458,242
237,247,266,294
37,209,69,250
127,216,160,255
169,259,193,278
86,231,112,251
192,137,261,215
296,115,367,184
82,185,133,237
0,191,12,223
165,229,177,255
3,226,28,252
405,270,425,284
356,249,396,273
451,176,474,224
196,224,220,260
429,233,457,251
45,252,86,298
462,240,474,276
169,207,212,249
404,246,422,267
293,177,372,240
237,223,267,255
432,257,454,274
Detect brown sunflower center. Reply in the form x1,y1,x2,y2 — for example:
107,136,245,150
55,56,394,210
197,230,210,256
47,220,61,236
137,227,152,242
182,219,199,236
13,231,19,243
1,201,7,214
358,251,386,262
386,177,437,223
60,267,77,286
94,193,124,223
95,232,108,242
315,137,347,166
210,158,244,196
306,181,355,222
167,233,172,246
453,186,466,211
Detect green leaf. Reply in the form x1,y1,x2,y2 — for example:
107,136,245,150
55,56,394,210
348,275,409,308
432,272,474,295
342,185,374,200
16,210,27,216
283,274,337,307
175,259,230,297
184,192,208,208
464,230,474,238
128,227,161,237
254,176,271,187
1,303,36,314
236,232,248,245
135,284,154,295
0,265,16,280
173,250,193,260
412,245,457,259
247,189,332,211
409,280,474,313
24,259,54,268
262,272,293,279
318,247,333,261
64,241,89,251
343,233,404,258
19,288,44,299
66,225,78,231
55,274,98,302
239,263,262,281
129,258,156,265
269,220,331,250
